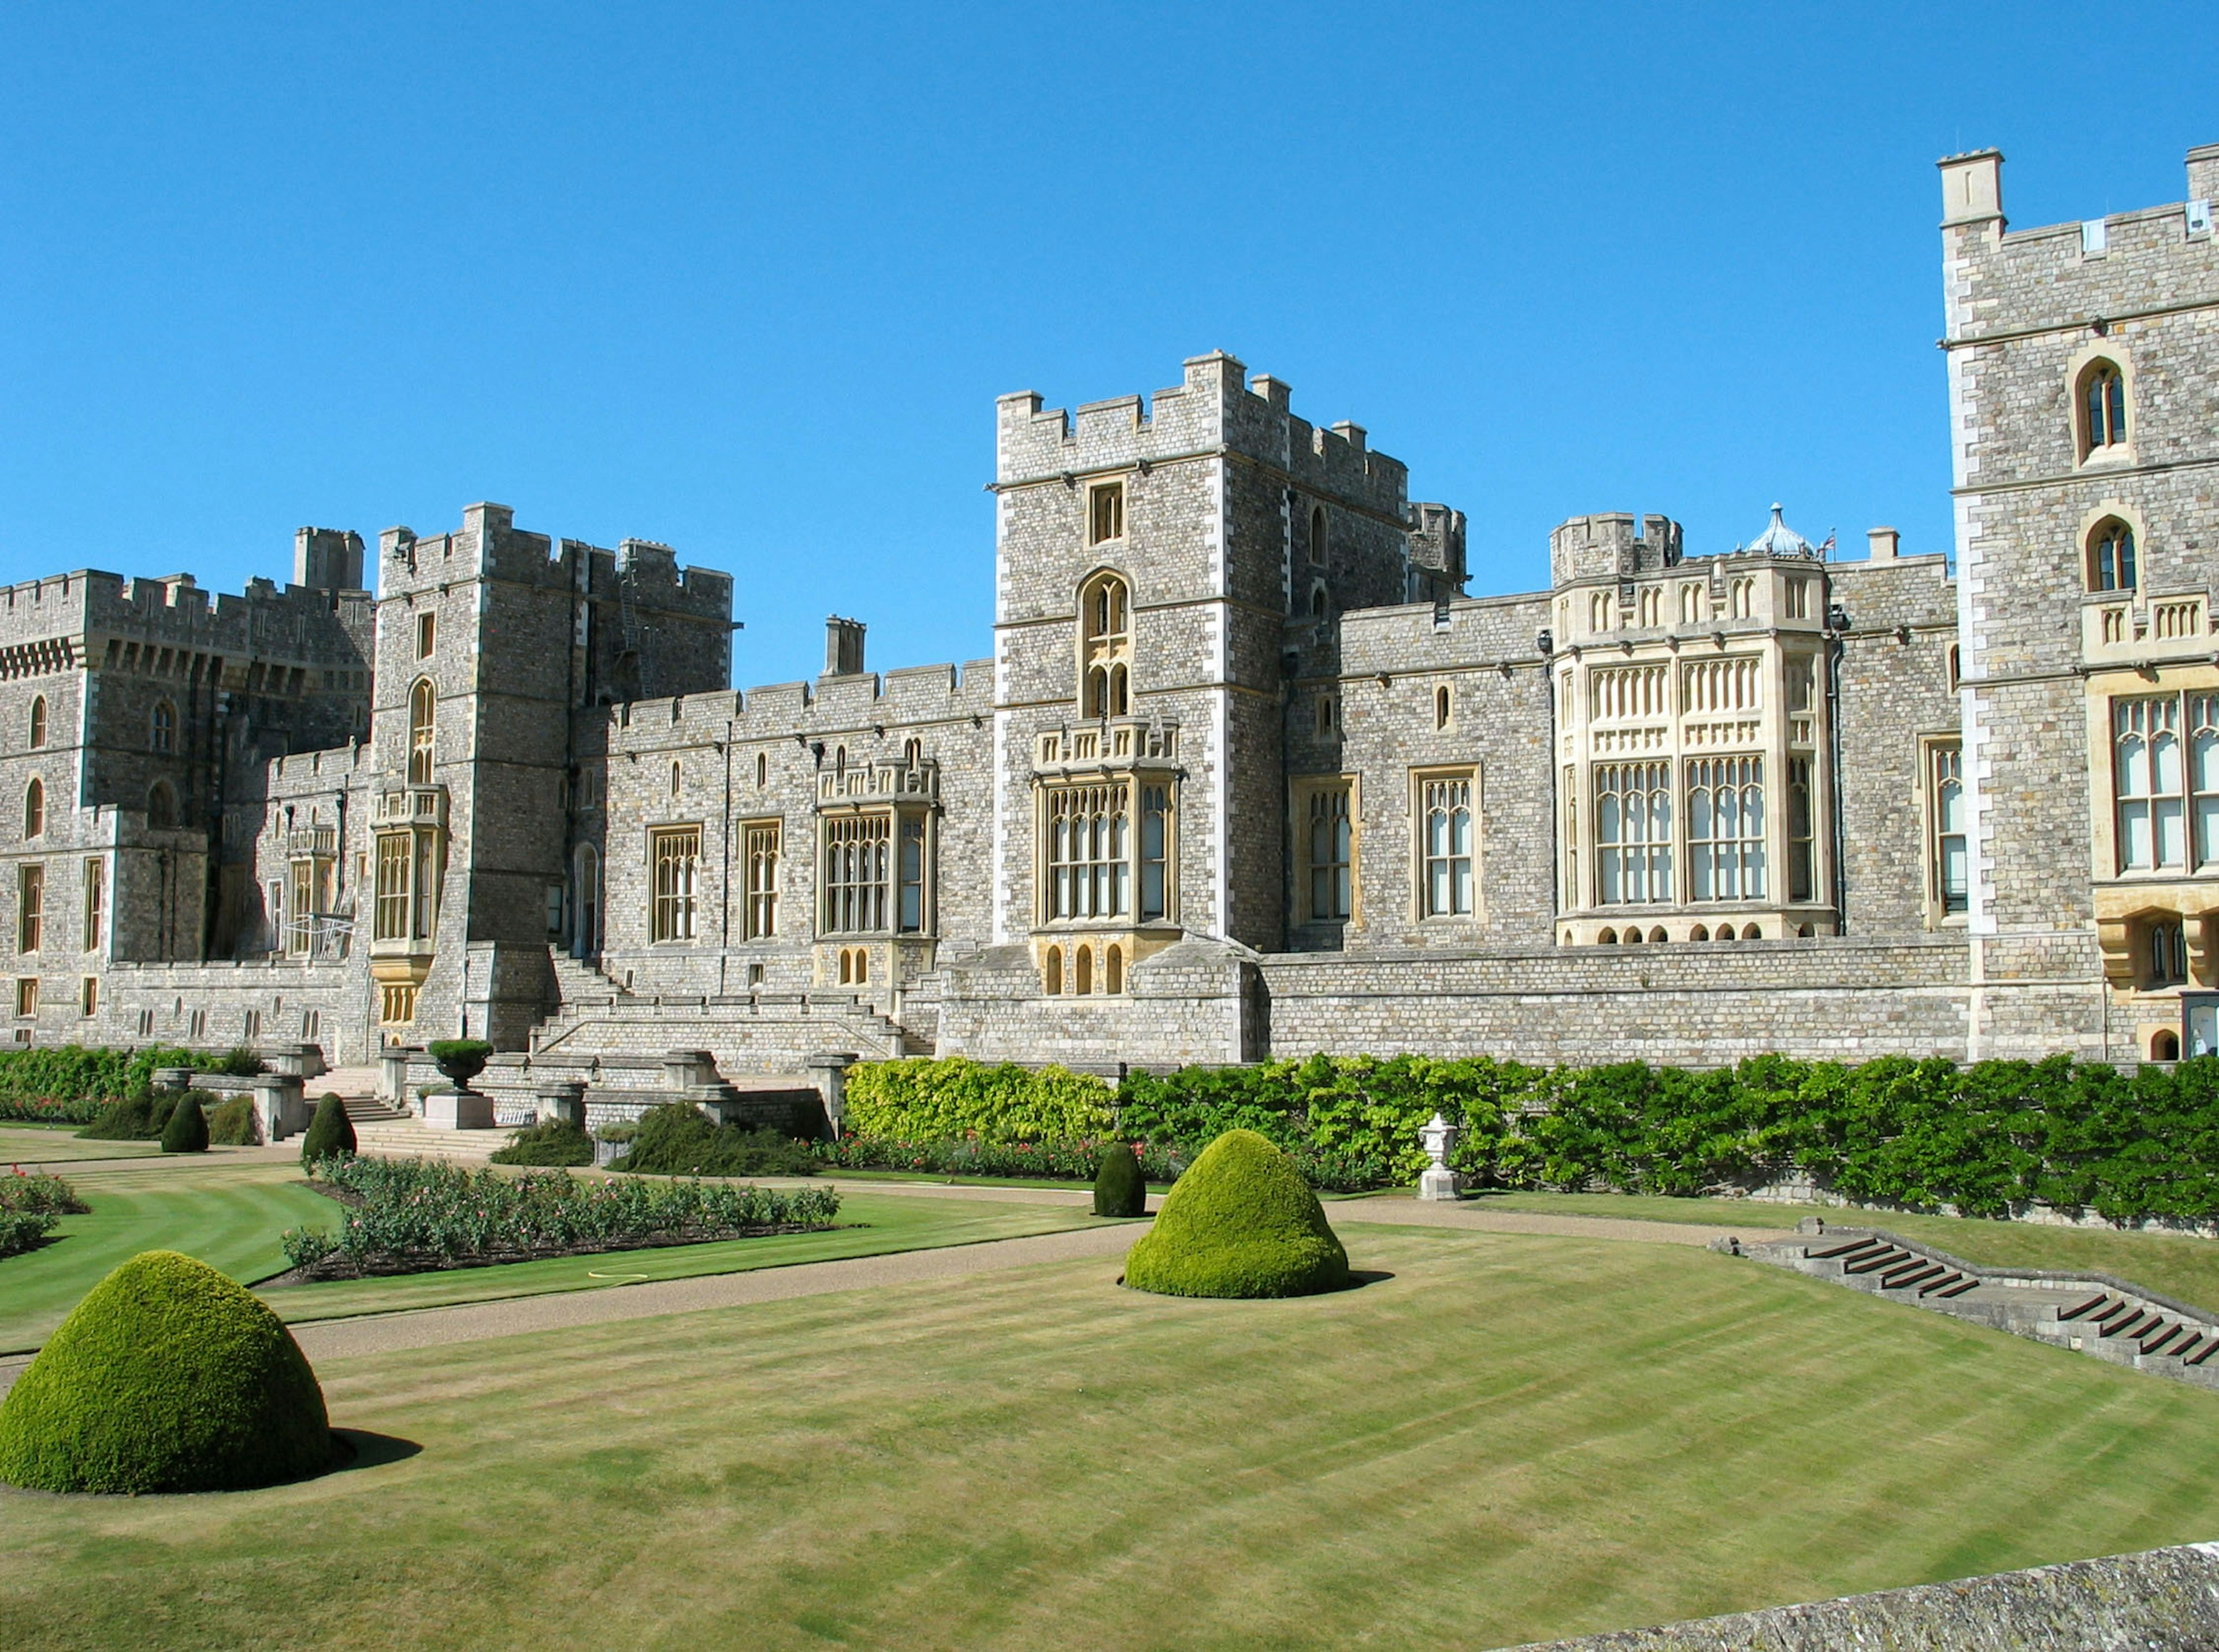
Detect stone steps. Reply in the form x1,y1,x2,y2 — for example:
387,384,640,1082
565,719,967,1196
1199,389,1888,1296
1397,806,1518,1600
1735,1222,2219,1390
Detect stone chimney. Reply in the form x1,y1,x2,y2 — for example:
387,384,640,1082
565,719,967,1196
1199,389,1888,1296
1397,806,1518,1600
825,616,866,677
1939,149,2004,228
1867,526,1901,562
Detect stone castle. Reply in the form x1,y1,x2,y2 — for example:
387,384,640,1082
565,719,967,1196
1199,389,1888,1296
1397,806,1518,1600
5,143,2218,1095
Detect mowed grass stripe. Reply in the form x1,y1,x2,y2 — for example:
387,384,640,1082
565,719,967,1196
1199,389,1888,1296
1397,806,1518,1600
9,1225,2219,1650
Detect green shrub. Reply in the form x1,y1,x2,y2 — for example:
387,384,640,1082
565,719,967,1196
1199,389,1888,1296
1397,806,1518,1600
0,1169,86,1217
1092,1142,1146,1217
428,1040,493,1084
1123,1129,1349,1300
213,1046,265,1077
594,1120,640,1144
207,1094,261,1146
492,1119,596,1167
0,1044,196,1122
158,1092,210,1153
77,1087,180,1142
812,1134,1185,1183
843,1057,1115,1141
611,1104,818,1178
0,1250,331,1493
299,1093,356,1163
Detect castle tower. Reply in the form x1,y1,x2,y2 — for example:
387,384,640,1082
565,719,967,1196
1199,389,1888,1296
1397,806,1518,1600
1941,145,2219,1059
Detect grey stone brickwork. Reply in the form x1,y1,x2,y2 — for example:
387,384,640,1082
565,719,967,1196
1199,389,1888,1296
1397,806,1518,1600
6,143,2216,1081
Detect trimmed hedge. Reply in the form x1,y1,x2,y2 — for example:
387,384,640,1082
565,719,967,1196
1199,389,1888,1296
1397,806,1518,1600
78,1090,179,1141
1123,1130,1349,1298
849,1052,2219,1223
0,1250,331,1493
844,1059,1114,1142
0,1045,197,1123
492,1119,596,1167
159,1093,210,1153
812,1134,1183,1184
1092,1143,1145,1217
300,1094,356,1163
207,1095,261,1146
611,1105,819,1178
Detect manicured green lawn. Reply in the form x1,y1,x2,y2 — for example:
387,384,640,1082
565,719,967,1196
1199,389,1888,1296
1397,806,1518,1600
0,1156,1098,1351
0,1124,161,1163
0,1162,332,1352
5,1223,2219,1649
258,1191,1099,1323
1467,1190,2219,1313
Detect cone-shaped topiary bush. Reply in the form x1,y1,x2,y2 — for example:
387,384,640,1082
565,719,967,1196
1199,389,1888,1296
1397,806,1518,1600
0,1250,333,1493
1122,1128,1349,1298
1092,1142,1146,1217
300,1093,355,1163
158,1092,209,1153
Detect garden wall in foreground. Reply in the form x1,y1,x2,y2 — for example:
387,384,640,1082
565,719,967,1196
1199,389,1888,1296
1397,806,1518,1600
1508,1540,2219,1651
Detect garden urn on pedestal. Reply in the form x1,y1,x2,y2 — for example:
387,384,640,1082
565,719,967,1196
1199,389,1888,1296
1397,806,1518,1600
424,1040,495,1130
1418,1112,1463,1202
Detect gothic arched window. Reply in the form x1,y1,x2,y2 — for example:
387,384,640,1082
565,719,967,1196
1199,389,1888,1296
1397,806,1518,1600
1077,571,1133,717
407,679,435,784
2081,359,2128,455
27,696,46,750
23,777,42,840
2088,518,2138,592
150,700,175,753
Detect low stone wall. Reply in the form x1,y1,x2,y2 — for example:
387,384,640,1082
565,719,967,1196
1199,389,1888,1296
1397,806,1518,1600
1505,1540,2219,1651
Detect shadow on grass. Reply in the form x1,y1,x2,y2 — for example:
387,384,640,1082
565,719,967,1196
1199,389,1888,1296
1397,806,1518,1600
329,1430,424,1474
1344,1268,1396,1289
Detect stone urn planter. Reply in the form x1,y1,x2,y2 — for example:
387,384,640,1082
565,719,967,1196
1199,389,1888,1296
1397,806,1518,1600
424,1039,495,1130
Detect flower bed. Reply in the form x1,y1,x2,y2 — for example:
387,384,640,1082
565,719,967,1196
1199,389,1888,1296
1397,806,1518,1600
0,1169,87,1259
276,1157,841,1280
814,1135,1186,1185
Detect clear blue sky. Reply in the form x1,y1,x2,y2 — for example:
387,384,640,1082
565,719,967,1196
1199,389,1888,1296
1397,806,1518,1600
1,5,2212,688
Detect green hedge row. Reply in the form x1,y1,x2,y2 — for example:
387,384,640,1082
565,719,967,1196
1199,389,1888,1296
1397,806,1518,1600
847,1052,2219,1223
0,1046,198,1123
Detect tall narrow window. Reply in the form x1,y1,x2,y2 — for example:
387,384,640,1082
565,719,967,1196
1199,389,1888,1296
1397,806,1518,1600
2192,693,2219,870
755,751,769,788
146,782,175,829
150,700,175,753
650,825,702,942
27,696,46,749
670,759,682,798
416,610,436,659
1140,785,1172,922
1078,571,1132,716
898,818,926,933
1686,756,1766,900
1307,786,1353,921
1434,686,1452,730
374,836,411,941
1594,762,1672,904
82,857,103,953
17,864,44,953
1930,742,1967,914
1044,946,1063,996
1089,482,1126,545
1787,757,1814,903
411,833,438,938
1106,945,1124,994
2089,518,2138,592
743,822,780,940
1309,505,1327,567
1419,774,1475,917
407,679,435,784
2151,918,2188,986
1075,945,1093,994
2116,697,2185,870
572,842,600,956
2082,360,2128,453
22,778,42,840
821,814,890,933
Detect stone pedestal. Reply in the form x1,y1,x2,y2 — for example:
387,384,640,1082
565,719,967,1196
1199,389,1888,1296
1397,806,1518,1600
534,1078,588,1129
806,1052,859,1138
423,1089,496,1130
1418,1166,1464,1202
259,1041,326,1080
151,1067,195,1093
248,1075,309,1143
1416,1111,1464,1202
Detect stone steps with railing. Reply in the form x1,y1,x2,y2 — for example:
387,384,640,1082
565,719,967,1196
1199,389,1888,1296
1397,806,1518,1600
1730,1220,2219,1389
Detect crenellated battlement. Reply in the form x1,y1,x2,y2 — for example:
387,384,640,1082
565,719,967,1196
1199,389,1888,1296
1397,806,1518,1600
604,659,993,753
996,351,1409,517
379,504,732,621
1549,513,1684,588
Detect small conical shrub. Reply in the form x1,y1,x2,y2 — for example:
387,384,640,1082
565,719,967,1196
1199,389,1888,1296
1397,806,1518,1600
158,1092,209,1153
1092,1142,1146,1217
0,1250,332,1493
300,1093,356,1163
1123,1128,1349,1299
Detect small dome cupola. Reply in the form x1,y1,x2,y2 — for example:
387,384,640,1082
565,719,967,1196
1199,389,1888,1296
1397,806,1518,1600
1745,502,1820,559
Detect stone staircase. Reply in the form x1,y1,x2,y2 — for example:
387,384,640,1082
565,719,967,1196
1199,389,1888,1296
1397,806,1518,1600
342,1094,514,1164
1733,1221,2219,1389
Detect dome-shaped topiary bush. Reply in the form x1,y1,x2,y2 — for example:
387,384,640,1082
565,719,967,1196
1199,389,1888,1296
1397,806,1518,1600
1122,1128,1349,1299
0,1250,333,1493
158,1092,209,1153
300,1093,355,1163
1092,1142,1146,1217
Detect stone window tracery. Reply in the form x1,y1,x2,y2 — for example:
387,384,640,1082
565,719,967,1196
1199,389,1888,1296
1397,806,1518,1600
821,814,890,934
1686,756,1765,900
1416,771,1475,918
650,825,701,942
1078,571,1132,718
1304,784,1353,922
1927,740,1967,915
743,821,780,940
1787,757,1815,903
1594,762,1671,904
1089,482,1125,546
407,680,435,784
2113,693,2219,873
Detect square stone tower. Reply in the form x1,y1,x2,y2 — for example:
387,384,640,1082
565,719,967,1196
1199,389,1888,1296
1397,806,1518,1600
1942,144,2219,1059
